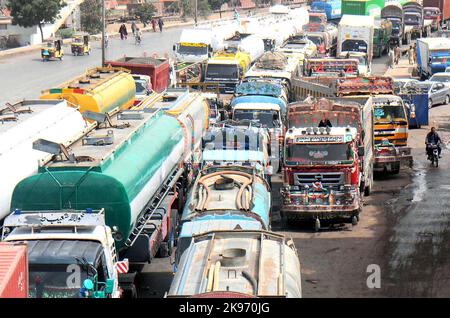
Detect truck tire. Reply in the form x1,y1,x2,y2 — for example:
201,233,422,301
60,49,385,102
157,242,170,258
122,283,138,298
364,183,371,197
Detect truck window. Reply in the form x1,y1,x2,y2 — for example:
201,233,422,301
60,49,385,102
285,143,353,165
342,40,368,54
233,109,279,128
178,44,208,55
309,16,322,24
308,36,323,47
206,64,239,80
373,106,406,122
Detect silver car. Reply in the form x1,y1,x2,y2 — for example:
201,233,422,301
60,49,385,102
429,72,450,88
409,81,450,108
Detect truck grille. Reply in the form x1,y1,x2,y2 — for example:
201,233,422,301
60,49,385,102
294,172,344,187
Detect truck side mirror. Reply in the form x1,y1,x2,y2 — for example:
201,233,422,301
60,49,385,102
358,146,365,157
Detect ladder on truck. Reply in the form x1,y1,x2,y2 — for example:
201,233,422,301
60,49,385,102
125,165,184,248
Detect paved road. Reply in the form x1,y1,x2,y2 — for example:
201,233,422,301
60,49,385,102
0,28,182,106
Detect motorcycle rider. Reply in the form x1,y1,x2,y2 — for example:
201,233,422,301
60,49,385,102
425,127,442,158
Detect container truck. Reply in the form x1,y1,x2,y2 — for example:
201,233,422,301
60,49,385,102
0,100,92,224
281,97,374,230
175,166,272,264
381,3,404,46
167,230,302,298
416,37,450,79
41,66,136,114
310,0,342,20
423,6,442,30
373,19,393,57
3,93,210,297
337,14,375,64
105,57,170,93
0,242,28,298
342,0,386,17
423,0,450,26
403,1,429,43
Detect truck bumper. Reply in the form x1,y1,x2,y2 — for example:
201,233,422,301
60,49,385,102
281,206,360,221
373,157,401,173
397,146,413,166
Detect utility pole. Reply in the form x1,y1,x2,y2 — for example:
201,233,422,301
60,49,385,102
194,0,198,26
101,0,106,66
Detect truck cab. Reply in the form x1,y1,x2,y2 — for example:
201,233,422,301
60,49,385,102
173,28,214,63
132,74,153,105
338,51,371,76
204,49,251,94
2,209,123,298
308,11,328,24
279,36,318,59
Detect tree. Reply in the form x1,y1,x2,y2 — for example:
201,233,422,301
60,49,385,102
181,0,211,19
134,3,156,27
7,0,66,42
80,0,102,34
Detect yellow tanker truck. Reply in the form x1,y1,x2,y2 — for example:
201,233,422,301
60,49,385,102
41,66,136,114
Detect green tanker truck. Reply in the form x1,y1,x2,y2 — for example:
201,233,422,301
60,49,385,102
342,0,386,17
1,92,210,298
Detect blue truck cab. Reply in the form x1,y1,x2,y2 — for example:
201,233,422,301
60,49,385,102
310,0,342,21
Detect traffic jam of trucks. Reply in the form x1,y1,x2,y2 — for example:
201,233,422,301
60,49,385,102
0,1,444,299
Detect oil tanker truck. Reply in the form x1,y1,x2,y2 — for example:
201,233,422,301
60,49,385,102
40,66,136,114
2,92,210,298
0,99,92,224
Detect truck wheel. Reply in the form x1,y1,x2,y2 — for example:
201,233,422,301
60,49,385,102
364,183,371,197
157,242,170,258
122,284,138,298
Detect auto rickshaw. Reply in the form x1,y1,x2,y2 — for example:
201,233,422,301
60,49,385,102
41,39,64,62
71,34,91,56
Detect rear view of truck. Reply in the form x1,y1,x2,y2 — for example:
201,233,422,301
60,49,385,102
381,3,404,46
0,242,28,298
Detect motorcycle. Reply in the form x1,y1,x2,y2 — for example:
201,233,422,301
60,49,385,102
427,143,440,167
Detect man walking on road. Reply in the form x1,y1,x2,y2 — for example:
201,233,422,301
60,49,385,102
131,21,137,36
388,47,394,69
408,45,415,64
158,18,164,33
119,24,128,40
394,45,401,65
151,19,157,32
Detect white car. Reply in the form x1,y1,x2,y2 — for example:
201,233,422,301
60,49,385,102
429,72,450,88
445,66,450,72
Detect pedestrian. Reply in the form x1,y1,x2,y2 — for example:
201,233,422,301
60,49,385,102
119,23,128,40
413,43,417,64
151,19,157,32
408,45,414,64
131,21,137,36
158,18,164,33
394,45,401,65
388,47,394,69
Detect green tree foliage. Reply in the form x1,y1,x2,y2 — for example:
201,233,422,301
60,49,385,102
135,3,156,26
181,0,211,19
80,0,102,34
7,0,66,42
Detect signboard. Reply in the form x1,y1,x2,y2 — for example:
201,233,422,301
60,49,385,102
296,135,344,143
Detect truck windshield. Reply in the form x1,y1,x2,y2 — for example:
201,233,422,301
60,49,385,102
285,143,354,165
233,109,280,128
373,106,406,122
283,43,308,50
178,44,208,55
206,64,239,80
309,16,323,23
308,36,323,46
342,40,368,54
29,264,88,298
134,79,148,94
392,22,401,35
404,14,420,25
430,55,450,63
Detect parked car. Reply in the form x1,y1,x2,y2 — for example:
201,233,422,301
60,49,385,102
429,72,450,88
406,80,450,108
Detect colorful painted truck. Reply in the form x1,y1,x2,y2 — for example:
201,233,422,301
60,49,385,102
3,93,210,298
416,37,450,79
342,0,386,17
281,97,374,230
40,67,136,114
304,23,338,56
231,81,288,167
373,19,393,58
310,0,342,20
303,57,360,77
167,230,302,298
381,3,405,46
105,57,170,93
0,242,28,298
176,166,272,264
423,0,450,26
423,6,442,30
0,100,92,223
403,1,430,43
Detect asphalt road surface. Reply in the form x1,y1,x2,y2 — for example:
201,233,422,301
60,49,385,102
135,55,450,298
0,27,182,106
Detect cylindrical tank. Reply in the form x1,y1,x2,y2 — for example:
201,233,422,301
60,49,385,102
40,67,136,114
10,110,185,251
168,230,302,298
0,99,90,221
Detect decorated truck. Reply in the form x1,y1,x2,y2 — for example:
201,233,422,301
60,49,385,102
2,92,210,298
303,57,360,77
304,23,338,56
381,3,405,46
175,165,272,264
281,98,374,230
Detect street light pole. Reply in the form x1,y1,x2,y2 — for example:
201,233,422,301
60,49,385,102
194,0,198,26
102,0,106,66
